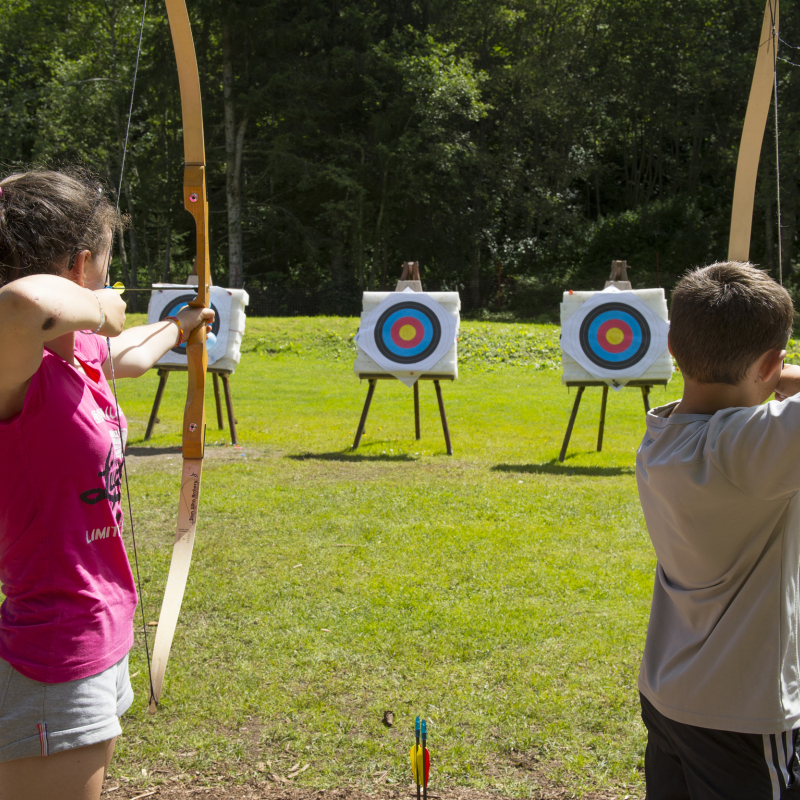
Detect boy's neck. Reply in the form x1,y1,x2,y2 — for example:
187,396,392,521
674,350,783,415
673,379,760,415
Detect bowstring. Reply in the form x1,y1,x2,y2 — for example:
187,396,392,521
104,0,156,707
769,0,782,285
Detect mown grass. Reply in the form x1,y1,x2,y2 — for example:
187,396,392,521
107,315,681,797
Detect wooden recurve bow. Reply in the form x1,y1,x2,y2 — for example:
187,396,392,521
148,0,210,714
728,0,779,262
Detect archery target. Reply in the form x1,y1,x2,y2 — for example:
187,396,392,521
560,287,669,383
356,290,458,386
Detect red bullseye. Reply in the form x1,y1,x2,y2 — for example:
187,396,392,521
390,316,424,348
596,319,633,353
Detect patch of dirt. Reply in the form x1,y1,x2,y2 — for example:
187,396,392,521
103,784,639,800
125,444,250,469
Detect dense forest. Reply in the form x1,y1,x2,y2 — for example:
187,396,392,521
1,0,799,315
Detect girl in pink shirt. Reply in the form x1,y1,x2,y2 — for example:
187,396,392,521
0,170,213,800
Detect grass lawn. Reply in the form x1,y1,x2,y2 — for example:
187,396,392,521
107,315,682,798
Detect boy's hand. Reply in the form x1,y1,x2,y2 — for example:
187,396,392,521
774,364,800,401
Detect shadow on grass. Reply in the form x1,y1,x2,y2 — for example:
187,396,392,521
493,460,635,477
126,446,182,457
288,450,416,463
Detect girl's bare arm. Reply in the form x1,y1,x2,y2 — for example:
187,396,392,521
103,306,214,379
0,275,124,417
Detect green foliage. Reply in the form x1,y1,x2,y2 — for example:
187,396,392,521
2,0,800,306
232,316,561,369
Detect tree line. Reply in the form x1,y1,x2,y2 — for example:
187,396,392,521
1,0,799,315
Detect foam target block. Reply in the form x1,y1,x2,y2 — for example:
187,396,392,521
354,291,460,383
148,285,249,372
560,287,673,384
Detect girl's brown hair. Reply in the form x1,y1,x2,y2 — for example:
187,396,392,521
0,168,126,287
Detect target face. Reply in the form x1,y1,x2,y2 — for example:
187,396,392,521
579,302,651,371
158,294,221,355
374,302,442,364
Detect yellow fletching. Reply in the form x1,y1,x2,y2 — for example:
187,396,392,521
410,745,422,782
111,282,125,294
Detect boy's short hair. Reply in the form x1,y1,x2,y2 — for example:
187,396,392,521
670,262,794,384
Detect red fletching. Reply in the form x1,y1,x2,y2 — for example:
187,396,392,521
424,748,430,786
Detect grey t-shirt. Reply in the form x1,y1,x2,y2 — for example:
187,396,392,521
637,397,800,733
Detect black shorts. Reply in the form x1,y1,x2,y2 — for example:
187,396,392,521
641,693,800,799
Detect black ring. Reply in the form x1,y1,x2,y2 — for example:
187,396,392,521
373,301,442,365
578,302,651,371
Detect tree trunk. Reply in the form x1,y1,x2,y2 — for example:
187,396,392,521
223,18,247,288
123,178,139,312
780,193,796,284
116,218,130,292
162,219,172,282
470,237,481,307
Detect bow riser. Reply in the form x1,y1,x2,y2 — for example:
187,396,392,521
184,165,210,310
183,167,209,460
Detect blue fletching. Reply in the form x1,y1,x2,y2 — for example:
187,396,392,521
421,719,427,742
416,716,420,735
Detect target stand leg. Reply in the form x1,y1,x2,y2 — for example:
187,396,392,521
212,373,225,430
597,385,609,452
221,374,239,445
353,379,377,450
559,386,585,463
414,382,421,440
144,369,170,441
641,386,651,413
434,380,453,456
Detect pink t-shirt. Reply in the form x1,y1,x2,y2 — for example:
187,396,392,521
0,332,137,683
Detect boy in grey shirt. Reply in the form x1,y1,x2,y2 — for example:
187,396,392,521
637,262,800,798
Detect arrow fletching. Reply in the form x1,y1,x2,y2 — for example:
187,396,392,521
410,744,425,784
424,748,430,786
111,282,126,294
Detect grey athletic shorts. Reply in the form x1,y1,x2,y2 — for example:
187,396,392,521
0,653,133,762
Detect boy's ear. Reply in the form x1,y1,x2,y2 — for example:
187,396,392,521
758,348,786,383
667,331,673,357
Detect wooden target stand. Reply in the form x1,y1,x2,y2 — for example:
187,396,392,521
558,380,668,462
559,261,671,462
352,373,453,455
144,365,239,445
352,262,454,455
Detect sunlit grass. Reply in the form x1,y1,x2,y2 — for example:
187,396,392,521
107,315,680,796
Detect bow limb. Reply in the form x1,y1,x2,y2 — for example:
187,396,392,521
148,0,210,714
728,0,779,262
